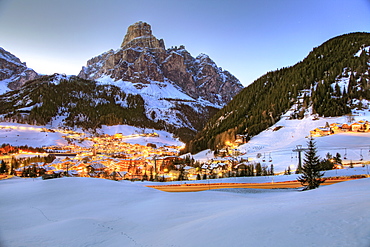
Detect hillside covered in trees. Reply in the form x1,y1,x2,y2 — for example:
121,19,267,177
0,75,168,132
185,32,370,154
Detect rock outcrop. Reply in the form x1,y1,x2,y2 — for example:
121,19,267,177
79,21,243,106
0,47,39,92
121,21,165,51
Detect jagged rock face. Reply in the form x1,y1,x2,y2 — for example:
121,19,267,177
79,21,243,106
0,47,39,91
121,21,165,51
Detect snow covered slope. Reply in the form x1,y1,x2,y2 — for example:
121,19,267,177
185,32,370,153
0,122,182,148
238,105,370,172
0,74,215,141
1,176,369,247
95,75,218,130
189,102,370,173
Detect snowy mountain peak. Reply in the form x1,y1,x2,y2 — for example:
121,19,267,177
196,53,211,61
79,21,243,106
76,21,244,138
0,47,23,66
0,47,39,94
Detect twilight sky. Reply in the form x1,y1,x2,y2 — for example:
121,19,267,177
0,0,369,86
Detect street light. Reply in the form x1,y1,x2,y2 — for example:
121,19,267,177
152,155,158,181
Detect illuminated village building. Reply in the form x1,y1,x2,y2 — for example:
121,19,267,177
310,120,370,137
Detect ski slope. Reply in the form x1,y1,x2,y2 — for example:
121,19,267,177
192,105,370,173
237,108,370,173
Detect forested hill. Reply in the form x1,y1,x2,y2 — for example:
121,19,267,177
0,75,153,129
0,74,218,141
185,32,370,154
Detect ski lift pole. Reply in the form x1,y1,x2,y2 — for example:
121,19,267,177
292,145,308,173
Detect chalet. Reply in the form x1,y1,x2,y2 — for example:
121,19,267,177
235,134,248,144
86,162,106,176
116,171,129,180
365,122,370,132
310,127,331,137
71,162,88,174
14,167,23,176
355,120,370,132
116,159,146,170
329,123,342,133
183,165,196,174
218,149,228,156
207,162,228,178
66,170,79,176
159,156,184,169
234,163,249,175
201,164,209,169
147,132,159,137
156,172,172,182
341,123,350,132
310,119,370,137
350,122,363,132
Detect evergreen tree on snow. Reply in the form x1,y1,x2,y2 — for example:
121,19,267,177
0,160,7,174
297,138,325,190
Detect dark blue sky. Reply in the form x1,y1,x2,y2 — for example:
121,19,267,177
1,0,369,86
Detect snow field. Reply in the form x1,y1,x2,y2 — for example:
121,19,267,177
0,177,369,247
0,122,182,148
96,75,220,129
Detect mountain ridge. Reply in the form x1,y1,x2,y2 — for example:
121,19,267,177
0,47,39,93
78,21,243,107
0,22,244,142
184,32,370,153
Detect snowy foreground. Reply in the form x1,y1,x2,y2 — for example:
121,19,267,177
1,176,370,247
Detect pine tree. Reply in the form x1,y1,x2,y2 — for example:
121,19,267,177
334,153,342,164
295,161,303,174
255,163,262,176
0,160,7,174
270,164,274,175
297,138,325,190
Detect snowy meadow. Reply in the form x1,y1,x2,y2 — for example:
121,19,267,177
1,176,370,247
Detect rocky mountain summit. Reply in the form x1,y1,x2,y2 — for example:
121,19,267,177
79,21,243,106
0,47,39,92
120,21,165,51
0,22,243,142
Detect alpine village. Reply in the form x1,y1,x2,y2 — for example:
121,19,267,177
1,22,369,188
